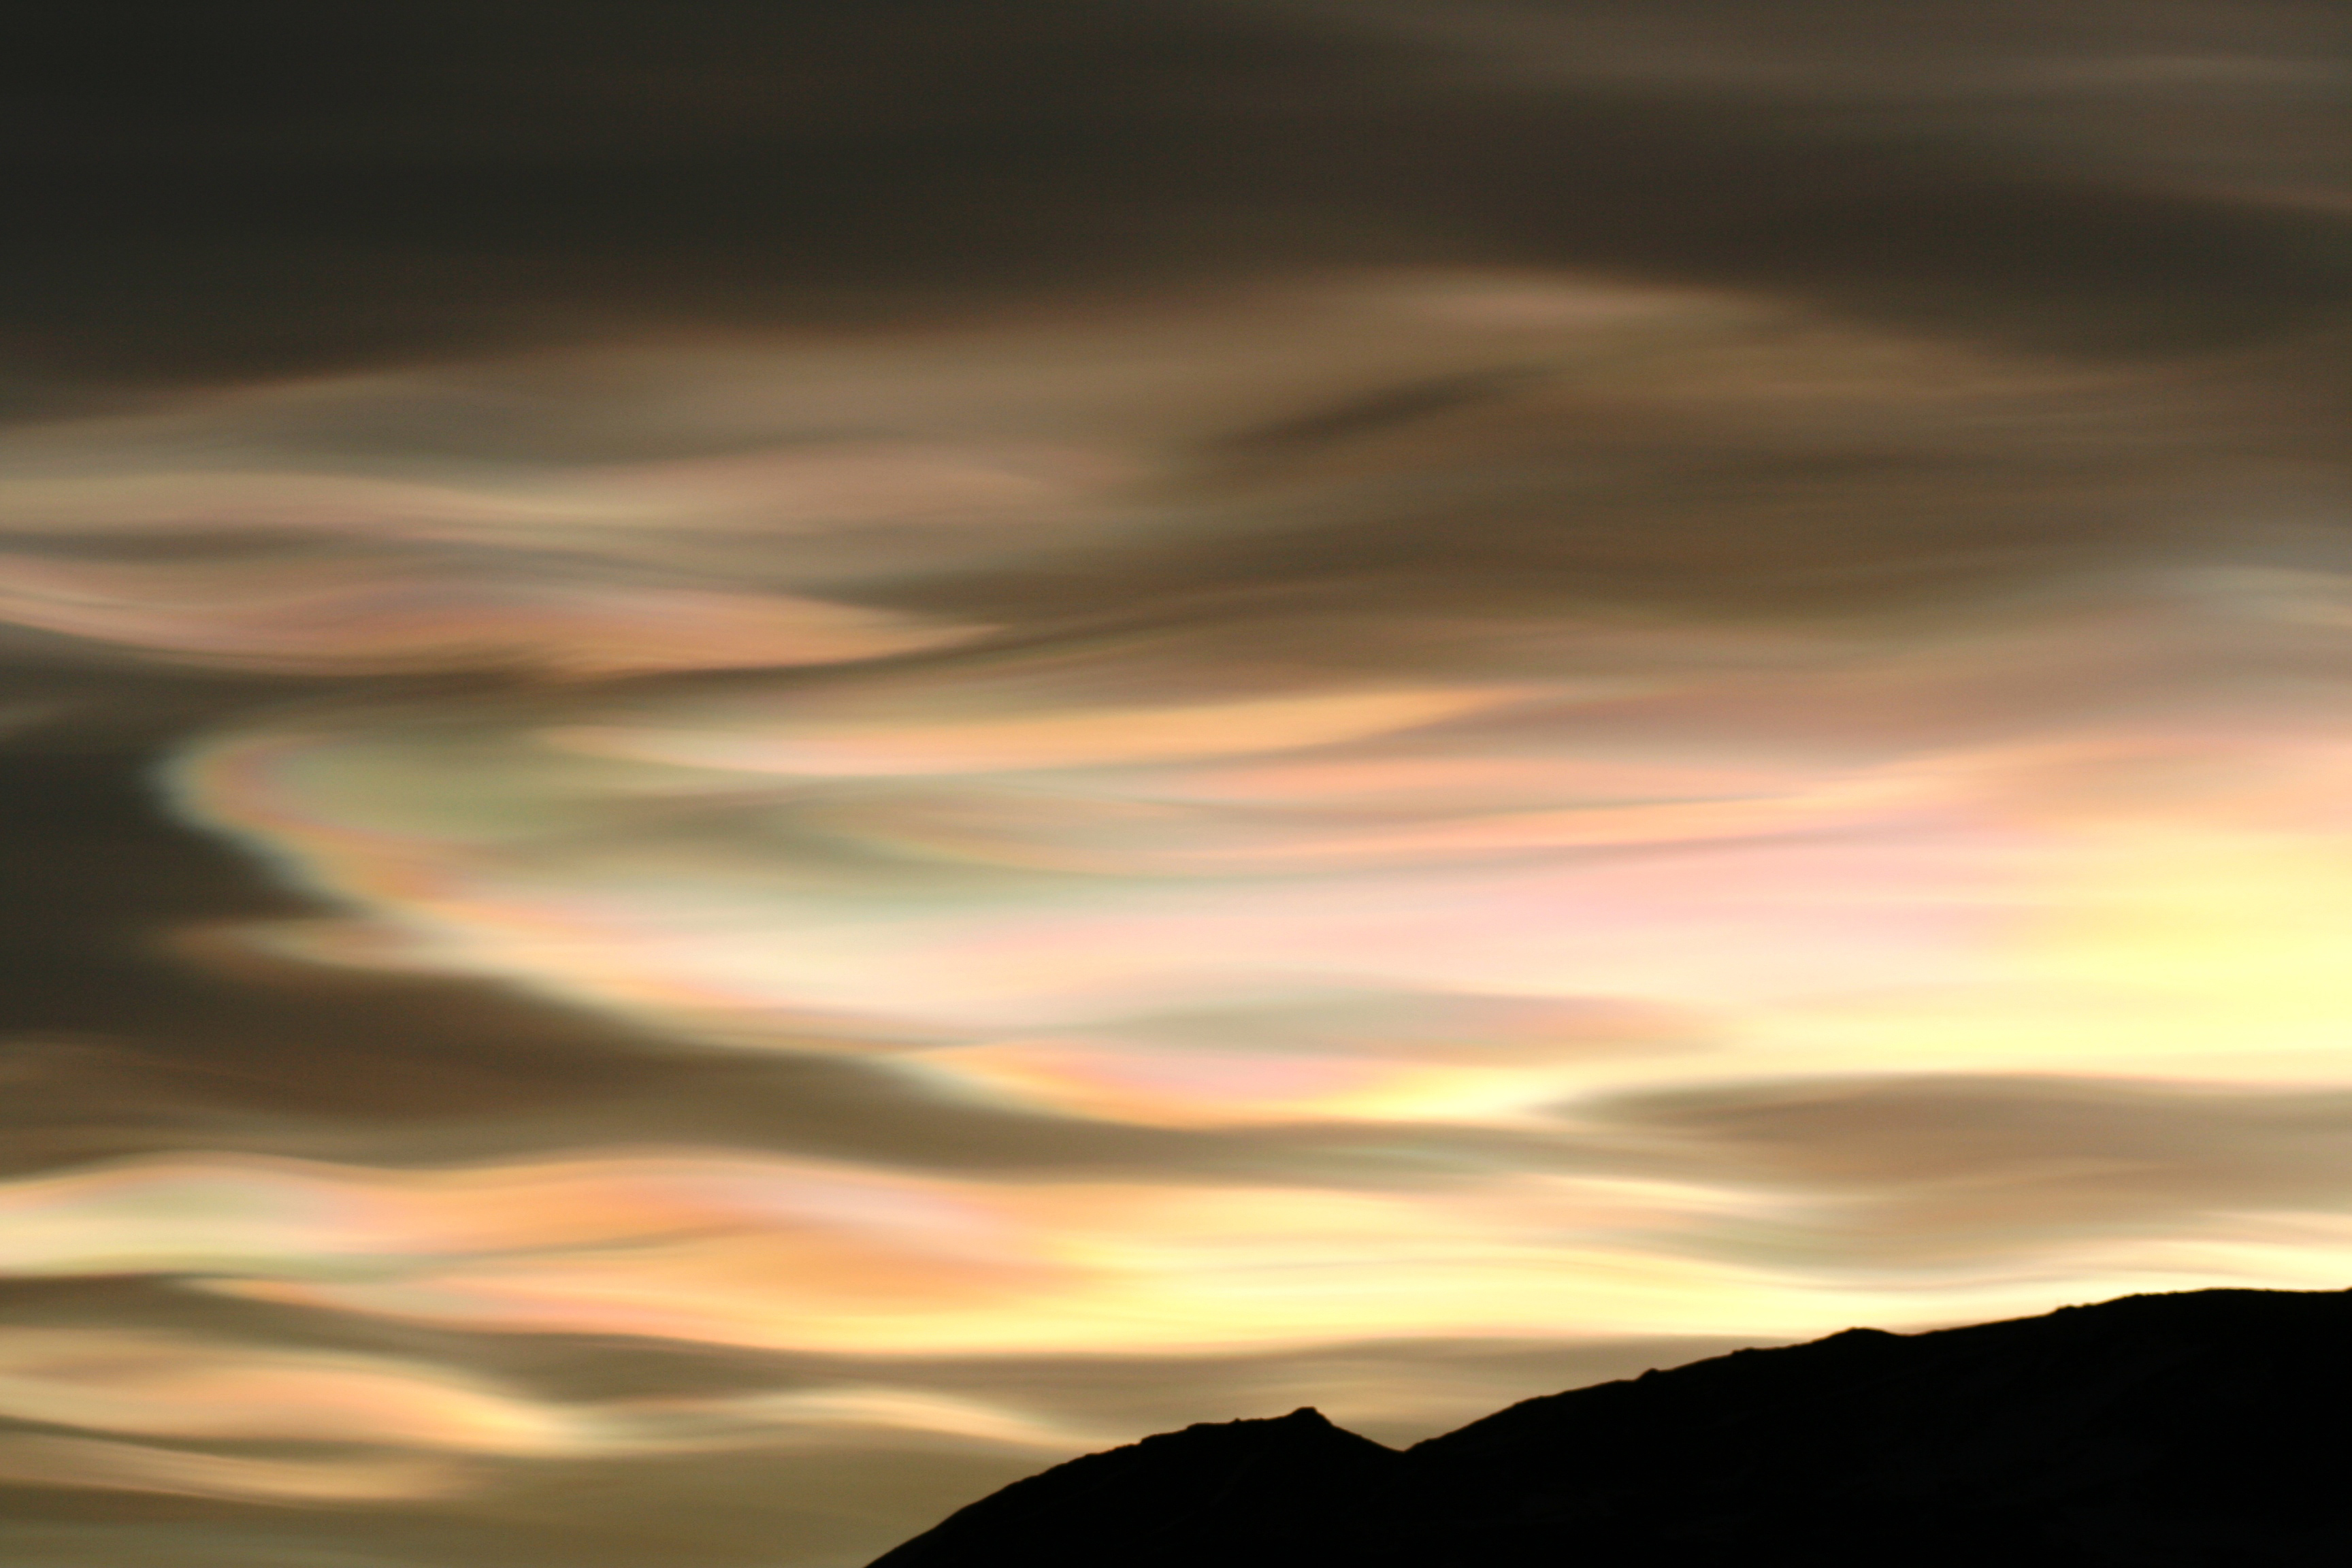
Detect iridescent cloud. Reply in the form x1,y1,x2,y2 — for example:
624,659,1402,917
172,562,2352,1083
4,1145,2321,1367
139,557,2352,1388
6,265,2347,1534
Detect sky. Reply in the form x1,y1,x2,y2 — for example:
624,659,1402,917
3,2,2351,1563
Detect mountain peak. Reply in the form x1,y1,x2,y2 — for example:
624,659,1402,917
868,1399,1401,1567
873,1287,2352,1567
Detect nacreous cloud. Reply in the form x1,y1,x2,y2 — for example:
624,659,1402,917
97,268,2350,1383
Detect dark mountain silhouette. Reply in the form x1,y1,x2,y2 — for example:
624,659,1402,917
870,1288,2352,1566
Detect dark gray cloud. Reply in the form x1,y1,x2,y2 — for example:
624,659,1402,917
5,1,2346,395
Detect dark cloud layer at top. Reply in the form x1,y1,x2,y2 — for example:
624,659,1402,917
5,0,2347,395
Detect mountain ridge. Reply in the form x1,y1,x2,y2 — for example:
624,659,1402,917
871,1287,2352,1566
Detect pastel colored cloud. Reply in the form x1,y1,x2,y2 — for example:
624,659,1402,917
8,267,2343,1529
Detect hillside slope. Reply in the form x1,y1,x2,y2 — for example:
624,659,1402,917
872,1288,2352,1567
